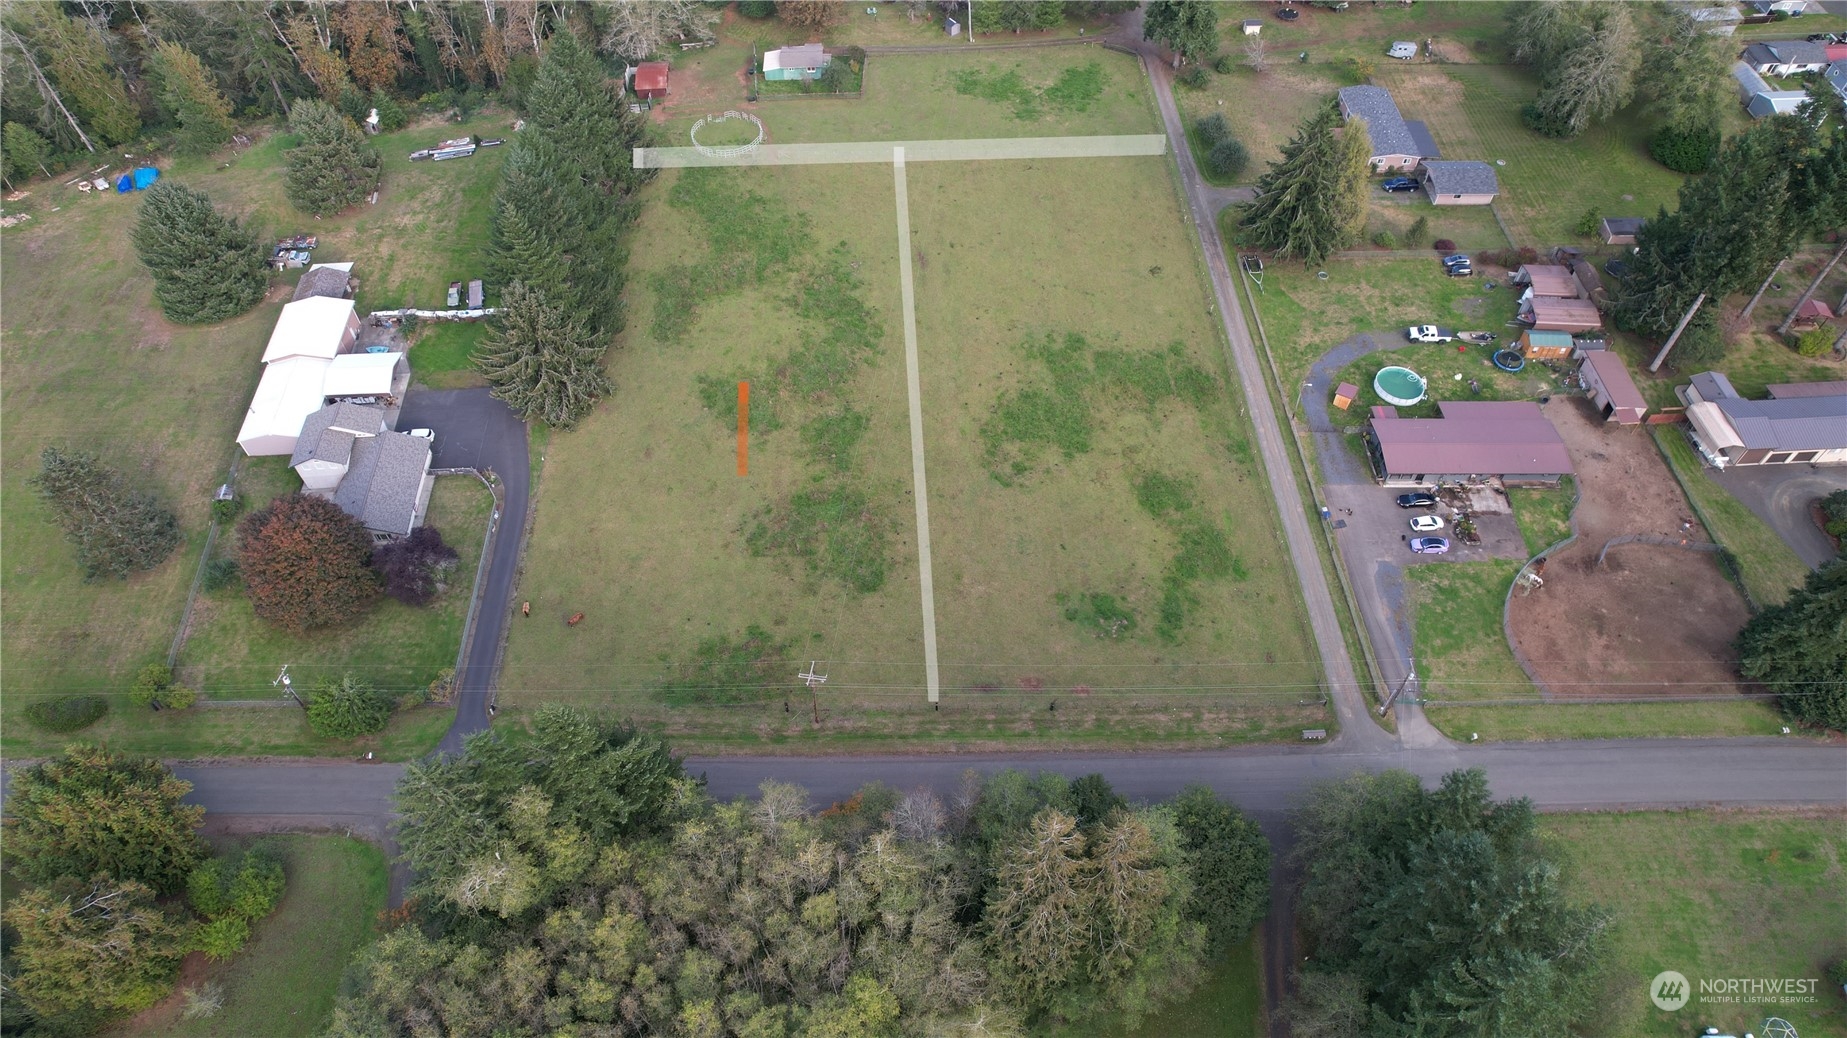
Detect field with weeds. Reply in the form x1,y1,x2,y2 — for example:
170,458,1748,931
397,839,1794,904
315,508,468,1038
0,111,506,754
1544,810,1847,1038
1508,477,1576,556
1410,561,1784,741
500,50,1325,750
1654,428,1811,607
104,835,388,1038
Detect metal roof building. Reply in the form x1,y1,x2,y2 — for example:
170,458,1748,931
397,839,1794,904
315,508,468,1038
1680,372,1847,467
1368,400,1574,486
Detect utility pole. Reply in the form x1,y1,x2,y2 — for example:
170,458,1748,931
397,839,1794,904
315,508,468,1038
798,661,828,725
966,0,973,41
273,665,305,712
1648,292,1707,373
1379,664,1416,716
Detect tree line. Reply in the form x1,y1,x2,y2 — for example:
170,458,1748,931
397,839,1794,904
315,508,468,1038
1,746,287,1035
331,706,1272,1035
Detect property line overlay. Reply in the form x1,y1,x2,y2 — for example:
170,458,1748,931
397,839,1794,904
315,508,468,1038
636,134,1166,169
737,381,749,477
891,147,942,705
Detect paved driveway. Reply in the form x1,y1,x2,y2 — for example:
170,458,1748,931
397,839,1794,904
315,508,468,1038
393,387,530,752
1710,464,1847,570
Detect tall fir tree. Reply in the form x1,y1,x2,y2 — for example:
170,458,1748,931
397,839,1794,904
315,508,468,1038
150,40,237,155
2,4,140,146
1737,560,1847,731
130,180,268,323
2,121,51,188
28,447,182,581
1142,0,1219,67
2,744,208,892
1239,100,1368,264
283,98,381,217
473,281,613,428
4,876,190,1033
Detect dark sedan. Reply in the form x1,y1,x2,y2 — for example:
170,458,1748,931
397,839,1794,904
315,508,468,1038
1396,492,1438,509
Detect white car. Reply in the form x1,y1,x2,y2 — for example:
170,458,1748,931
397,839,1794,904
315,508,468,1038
408,428,435,441
1409,514,1445,533
1405,325,1456,343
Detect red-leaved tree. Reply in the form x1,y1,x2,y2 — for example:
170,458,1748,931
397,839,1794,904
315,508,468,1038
237,493,380,631
371,526,459,606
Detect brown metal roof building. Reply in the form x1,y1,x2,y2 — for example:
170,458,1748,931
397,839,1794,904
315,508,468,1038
1367,400,1574,487
1521,295,1603,333
1515,263,1581,299
1578,351,1648,425
633,61,669,100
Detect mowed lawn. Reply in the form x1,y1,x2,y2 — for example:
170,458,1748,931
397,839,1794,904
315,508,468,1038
104,835,388,1038
0,112,509,752
502,50,1326,749
1654,429,1812,608
1410,561,1783,742
1544,810,1847,1038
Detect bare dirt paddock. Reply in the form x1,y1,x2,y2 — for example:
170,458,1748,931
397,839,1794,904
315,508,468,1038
1508,399,1753,699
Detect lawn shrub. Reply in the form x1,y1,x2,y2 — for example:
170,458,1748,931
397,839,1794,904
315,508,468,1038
1207,137,1249,179
1195,113,1230,146
1432,238,1456,252
1213,54,1234,75
1650,124,1717,174
1821,489,1847,538
202,556,240,591
1790,327,1833,358
1179,65,1209,90
23,695,108,733
196,915,251,962
1371,230,1397,248
305,676,393,739
1404,216,1429,248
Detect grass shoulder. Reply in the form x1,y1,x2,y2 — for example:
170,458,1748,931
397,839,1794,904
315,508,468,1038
1653,428,1809,608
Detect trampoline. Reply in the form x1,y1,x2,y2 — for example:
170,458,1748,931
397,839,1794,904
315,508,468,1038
1374,366,1428,406
1492,349,1526,372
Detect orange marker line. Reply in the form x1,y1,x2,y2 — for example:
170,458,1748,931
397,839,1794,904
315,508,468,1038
737,381,749,476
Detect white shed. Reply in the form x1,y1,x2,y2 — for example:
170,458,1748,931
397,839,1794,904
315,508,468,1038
1241,19,1263,35
236,356,333,456
261,296,359,363
322,351,405,399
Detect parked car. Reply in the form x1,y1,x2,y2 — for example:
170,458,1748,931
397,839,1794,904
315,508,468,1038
1409,514,1446,532
408,428,435,441
1444,262,1474,278
1396,492,1438,509
1404,325,1456,343
1381,177,1420,192
1441,253,1471,268
1409,536,1450,554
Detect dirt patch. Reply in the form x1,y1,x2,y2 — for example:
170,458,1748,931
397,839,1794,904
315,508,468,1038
1426,40,1479,64
1508,397,1752,699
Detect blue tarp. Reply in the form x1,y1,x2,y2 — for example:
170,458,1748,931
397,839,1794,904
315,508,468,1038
132,166,158,190
115,174,133,193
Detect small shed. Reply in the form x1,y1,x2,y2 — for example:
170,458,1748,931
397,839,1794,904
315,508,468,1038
1333,382,1359,410
1579,351,1648,425
633,61,669,100
1748,91,1810,119
1515,264,1581,299
1242,19,1263,35
763,44,829,82
1599,217,1644,245
1520,329,1575,360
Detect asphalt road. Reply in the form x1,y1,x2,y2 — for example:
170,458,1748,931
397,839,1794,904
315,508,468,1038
393,387,531,753
1711,464,1847,570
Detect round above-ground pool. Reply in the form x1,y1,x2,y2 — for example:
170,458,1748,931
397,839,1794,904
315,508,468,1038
1374,365,1428,406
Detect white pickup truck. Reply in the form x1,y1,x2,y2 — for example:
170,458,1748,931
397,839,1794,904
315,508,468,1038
1404,325,1457,343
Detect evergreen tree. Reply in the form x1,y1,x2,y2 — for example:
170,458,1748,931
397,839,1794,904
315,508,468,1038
306,675,393,738
473,281,613,428
28,447,182,581
2,744,207,892
130,180,269,323
150,40,236,155
1,4,139,147
1171,785,1270,951
1239,100,1369,264
283,98,381,216
236,493,381,632
1737,560,1847,731
2,121,51,188
3,875,190,1033
1142,0,1220,67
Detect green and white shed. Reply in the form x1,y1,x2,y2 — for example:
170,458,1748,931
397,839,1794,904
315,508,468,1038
763,44,829,82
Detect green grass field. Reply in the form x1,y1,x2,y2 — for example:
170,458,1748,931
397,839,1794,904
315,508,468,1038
1509,477,1576,556
104,835,388,1038
0,112,508,754
1654,428,1811,608
1544,810,1847,1038
500,50,1326,752
1410,561,1785,741
1323,339,1570,433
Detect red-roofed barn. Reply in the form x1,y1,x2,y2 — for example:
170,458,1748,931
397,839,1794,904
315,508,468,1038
634,61,669,100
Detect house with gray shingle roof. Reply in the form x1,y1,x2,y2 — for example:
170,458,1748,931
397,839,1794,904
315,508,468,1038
1336,85,1430,172
1742,40,1830,76
1827,61,1847,102
1732,60,1772,102
1418,160,1499,205
290,401,433,537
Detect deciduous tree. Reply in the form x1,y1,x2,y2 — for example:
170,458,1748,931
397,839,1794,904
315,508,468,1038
236,492,381,632
598,0,720,63
473,280,613,428
371,525,460,605
149,40,235,155
1521,2,1638,138
777,0,842,30
331,0,409,92
283,98,381,216
129,662,198,711
28,447,182,581
130,180,269,323
1142,0,1219,68
2,744,206,892
1,4,139,146
1737,559,1847,731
